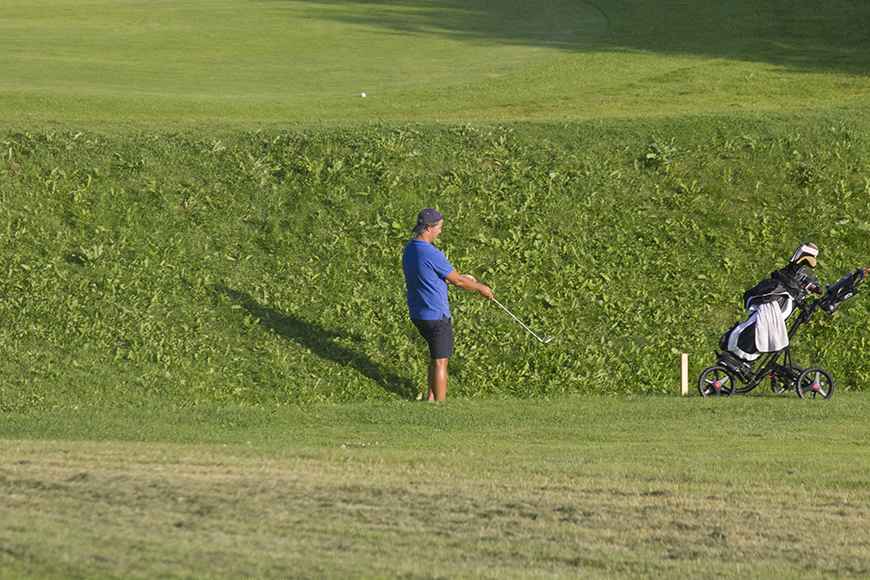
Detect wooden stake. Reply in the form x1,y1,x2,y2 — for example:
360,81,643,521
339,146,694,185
680,353,689,396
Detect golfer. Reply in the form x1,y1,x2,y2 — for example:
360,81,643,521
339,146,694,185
402,208,493,401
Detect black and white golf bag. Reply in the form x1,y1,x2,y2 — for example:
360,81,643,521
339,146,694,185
720,244,821,362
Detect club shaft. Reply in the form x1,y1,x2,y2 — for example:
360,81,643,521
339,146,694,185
492,298,547,342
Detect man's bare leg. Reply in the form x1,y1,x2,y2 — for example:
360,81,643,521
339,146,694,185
427,358,449,401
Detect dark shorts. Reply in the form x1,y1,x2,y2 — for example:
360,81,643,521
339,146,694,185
411,316,453,360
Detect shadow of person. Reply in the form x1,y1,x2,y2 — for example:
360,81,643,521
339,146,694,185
215,285,415,399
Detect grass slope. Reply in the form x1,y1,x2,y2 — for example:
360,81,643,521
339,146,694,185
2,113,870,410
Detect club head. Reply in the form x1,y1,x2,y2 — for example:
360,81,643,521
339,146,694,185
541,336,553,344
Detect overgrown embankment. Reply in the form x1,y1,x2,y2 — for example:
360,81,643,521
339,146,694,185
2,112,869,410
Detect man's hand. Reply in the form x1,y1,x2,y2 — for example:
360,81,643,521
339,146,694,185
446,271,492,300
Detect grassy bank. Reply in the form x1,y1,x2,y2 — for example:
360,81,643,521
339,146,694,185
3,112,870,411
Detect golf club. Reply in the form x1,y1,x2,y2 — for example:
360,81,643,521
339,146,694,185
491,298,552,344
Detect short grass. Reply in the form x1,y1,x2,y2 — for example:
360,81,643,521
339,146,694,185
1,0,868,129
4,395,870,579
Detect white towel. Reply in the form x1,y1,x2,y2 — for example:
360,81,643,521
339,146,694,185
753,302,789,352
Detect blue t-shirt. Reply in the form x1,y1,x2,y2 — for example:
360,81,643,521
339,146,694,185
402,238,454,320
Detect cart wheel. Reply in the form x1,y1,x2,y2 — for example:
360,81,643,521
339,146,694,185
771,365,803,394
698,366,736,397
796,367,834,400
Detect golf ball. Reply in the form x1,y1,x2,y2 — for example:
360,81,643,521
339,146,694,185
361,92,366,98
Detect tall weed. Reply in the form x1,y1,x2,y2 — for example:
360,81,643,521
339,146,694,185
2,113,869,410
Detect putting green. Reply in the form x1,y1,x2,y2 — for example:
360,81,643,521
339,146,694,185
0,0,608,100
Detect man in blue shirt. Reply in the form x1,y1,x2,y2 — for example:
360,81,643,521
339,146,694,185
402,208,493,401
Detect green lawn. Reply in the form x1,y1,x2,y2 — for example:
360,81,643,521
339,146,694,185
2,0,596,95
3,396,870,579
3,1,870,577
1,0,868,129
0,0,607,127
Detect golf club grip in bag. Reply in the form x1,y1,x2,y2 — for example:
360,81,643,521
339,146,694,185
817,268,867,314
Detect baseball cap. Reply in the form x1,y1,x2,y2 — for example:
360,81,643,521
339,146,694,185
412,208,443,233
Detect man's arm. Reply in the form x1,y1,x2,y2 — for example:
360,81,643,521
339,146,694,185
446,270,493,300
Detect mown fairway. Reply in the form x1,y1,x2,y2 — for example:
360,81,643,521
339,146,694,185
1,0,868,127
2,0,870,578
4,396,870,580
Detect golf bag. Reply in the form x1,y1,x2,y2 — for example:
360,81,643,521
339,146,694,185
720,265,821,362
816,268,867,314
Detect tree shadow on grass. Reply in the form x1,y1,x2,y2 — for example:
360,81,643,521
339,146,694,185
259,0,609,52
259,0,870,76
215,285,416,400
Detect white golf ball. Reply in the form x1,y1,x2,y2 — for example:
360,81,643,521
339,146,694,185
361,92,366,98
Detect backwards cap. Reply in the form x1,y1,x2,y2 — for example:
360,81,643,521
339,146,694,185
412,208,443,233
